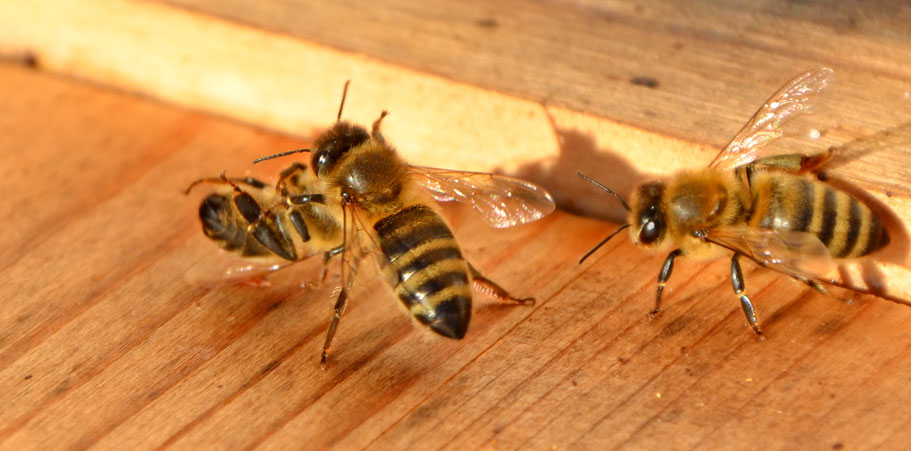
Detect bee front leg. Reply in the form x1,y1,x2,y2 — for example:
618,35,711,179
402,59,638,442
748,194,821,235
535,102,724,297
731,254,763,335
652,249,682,317
305,245,344,289
467,262,535,306
371,110,389,144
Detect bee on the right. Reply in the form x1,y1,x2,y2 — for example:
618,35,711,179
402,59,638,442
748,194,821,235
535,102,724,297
579,67,901,335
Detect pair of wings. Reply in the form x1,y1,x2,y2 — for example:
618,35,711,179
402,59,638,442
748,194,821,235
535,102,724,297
187,167,555,286
701,68,840,283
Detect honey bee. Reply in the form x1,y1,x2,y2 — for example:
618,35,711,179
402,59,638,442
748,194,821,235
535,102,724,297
184,162,341,287
579,67,898,335
187,82,555,366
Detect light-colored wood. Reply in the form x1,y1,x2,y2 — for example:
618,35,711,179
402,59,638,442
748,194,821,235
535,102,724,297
154,0,911,144
3,62,911,450
3,0,911,209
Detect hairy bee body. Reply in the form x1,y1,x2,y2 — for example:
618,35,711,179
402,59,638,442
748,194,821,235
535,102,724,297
312,120,474,338
195,163,342,264
643,170,748,260
746,172,888,259
645,169,889,261
580,67,901,336
189,83,553,366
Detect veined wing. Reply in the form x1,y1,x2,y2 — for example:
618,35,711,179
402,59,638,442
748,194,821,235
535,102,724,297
184,249,292,288
704,225,837,283
709,68,835,171
410,166,556,228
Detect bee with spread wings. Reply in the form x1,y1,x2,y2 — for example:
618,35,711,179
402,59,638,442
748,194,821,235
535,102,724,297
579,67,896,334
187,83,555,367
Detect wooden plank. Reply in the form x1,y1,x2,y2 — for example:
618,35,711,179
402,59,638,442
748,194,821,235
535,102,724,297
153,0,911,145
3,0,911,208
4,62,911,449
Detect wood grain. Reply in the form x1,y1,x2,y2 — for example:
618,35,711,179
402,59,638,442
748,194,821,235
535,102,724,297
3,0,911,212
4,62,911,450
154,0,911,144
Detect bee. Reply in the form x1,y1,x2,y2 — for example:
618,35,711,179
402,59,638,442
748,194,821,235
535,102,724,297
187,82,555,367
183,162,342,287
578,67,898,335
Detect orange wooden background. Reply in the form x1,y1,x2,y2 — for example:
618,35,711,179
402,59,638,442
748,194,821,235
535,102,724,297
3,1,911,449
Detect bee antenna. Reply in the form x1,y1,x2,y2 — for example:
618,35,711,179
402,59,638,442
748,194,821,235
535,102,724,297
337,80,350,122
252,148,312,164
579,223,630,264
577,171,631,212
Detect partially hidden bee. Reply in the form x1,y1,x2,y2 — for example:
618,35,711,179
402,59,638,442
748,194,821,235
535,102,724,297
579,67,901,335
186,82,555,367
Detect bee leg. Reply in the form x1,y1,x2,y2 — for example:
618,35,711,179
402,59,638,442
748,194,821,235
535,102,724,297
801,278,829,295
467,262,535,305
750,149,833,173
275,161,309,185
795,277,855,303
371,110,389,144
319,249,361,369
220,177,298,261
731,254,763,335
320,287,350,370
801,148,834,173
274,162,312,196
183,175,267,195
652,249,682,317
305,245,344,289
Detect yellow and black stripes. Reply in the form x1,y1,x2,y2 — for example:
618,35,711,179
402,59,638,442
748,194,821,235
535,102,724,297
195,171,334,261
374,205,472,339
199,193,272,257
749,174,888,258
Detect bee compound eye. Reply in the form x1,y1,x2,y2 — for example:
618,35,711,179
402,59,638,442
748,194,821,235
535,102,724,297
639,220,661,245
310,150,327,175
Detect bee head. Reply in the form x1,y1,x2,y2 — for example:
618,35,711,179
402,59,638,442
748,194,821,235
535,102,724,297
631,182,667,246
310,122,370,177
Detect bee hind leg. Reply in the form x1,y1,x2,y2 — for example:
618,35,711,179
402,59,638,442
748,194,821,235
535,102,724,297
467,262,535,306
731,254,764,335
798,277,829,295
750,148,833,174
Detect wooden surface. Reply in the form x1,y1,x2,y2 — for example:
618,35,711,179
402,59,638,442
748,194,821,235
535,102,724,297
3,0,911,449
155,0,911,145
4,62,911,450
4,0,911,219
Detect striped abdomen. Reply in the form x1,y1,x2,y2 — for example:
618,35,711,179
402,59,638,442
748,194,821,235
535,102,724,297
748,173,888,258
374,205,472,339
199,193,273,257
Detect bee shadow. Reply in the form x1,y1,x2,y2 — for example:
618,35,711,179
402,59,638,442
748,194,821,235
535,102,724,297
825,176,910,302
820,124,911,300
496,107,646,223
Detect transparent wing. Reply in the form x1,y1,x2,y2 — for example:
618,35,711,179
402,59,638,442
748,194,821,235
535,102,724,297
410,166,556,228
709,68,835,171
184,249,292,288
705,226,837,282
